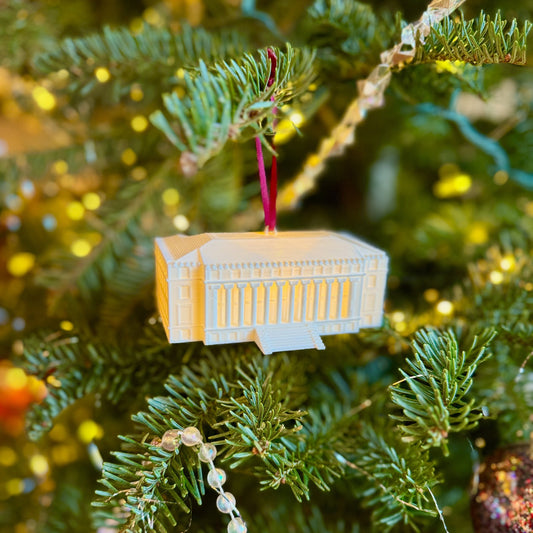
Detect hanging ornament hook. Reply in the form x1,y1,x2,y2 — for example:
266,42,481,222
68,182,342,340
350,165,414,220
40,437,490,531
255,48,278,234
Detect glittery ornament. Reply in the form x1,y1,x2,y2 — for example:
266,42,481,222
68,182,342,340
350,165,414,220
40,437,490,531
470,444,533,533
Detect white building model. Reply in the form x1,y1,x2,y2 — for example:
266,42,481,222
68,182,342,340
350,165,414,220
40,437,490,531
155,231,388,354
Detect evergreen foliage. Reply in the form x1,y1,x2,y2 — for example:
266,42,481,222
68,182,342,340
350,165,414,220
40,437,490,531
390,328,495,455
1,1,532,532
33,24,248,102
150,45,316,175
414,11,532,65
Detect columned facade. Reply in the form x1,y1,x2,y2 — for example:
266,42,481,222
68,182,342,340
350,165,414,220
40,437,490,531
205,270,365,334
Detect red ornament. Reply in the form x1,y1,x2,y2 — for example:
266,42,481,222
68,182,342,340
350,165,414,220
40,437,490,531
471,444,533,533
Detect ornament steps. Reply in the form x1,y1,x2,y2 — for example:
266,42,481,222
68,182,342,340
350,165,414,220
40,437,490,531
253,324,325,354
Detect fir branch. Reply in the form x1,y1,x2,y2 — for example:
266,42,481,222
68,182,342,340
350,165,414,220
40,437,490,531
36,161,175,322
414,11,532,66
22,327,179,441
33,24,247,100
390,328,496,456
150,45,316,175
342,424,440,531
305,0,394,77
93,350,308,531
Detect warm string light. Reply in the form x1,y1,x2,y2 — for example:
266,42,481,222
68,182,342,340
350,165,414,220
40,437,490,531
160,427,247,533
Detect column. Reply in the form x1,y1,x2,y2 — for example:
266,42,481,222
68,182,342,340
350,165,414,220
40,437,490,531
222,284,232,328
325,279,335,321
276,281,284,323
250,282,260,326
207,284,221,329
288,281,299,322
301,280,311,322
313,280,322,321
237,283,247,327
337,278,346,319
263,281,273,325
348,277,361,317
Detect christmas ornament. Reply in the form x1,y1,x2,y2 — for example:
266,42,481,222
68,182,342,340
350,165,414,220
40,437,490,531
470,444,533,533
155,230,388,354
155,50,388,355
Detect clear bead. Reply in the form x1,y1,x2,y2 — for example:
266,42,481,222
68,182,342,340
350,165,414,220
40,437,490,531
181,427,203,447
207,467,227,489
198,443,217,463
216,492,236,514
227,516,247,533
161,429,182,451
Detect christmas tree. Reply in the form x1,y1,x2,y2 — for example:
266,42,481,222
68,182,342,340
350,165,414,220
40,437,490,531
0,0,532,532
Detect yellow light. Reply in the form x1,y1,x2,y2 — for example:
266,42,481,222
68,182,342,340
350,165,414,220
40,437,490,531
7,252,35,277
273,118,297,145
5,368,27,389
466,223,489,245
475,437,486,448
77,420,104,444
46,375,62,388
30,455,49,477
176,68,185,79
143,7,162,25
0,447,17,467
435,60,465,74
131,115,149,132
433,173,472,198
489,270,504,284
493,170,509,185
60,320,74,331
391,311,405,323
32,86,56,111
130,85,144,102
500,255,516,272
121,148,137,166
306,154,321,168
82,192,101,210
525,283,533,291
71,239,92,258
66,201,85,220
525,202,533,217
129,17,144,34
162,188,180,205
452,173,472,194
131,166,147,181
56,69,69,80
289,111,305,127
436,300,454,316
395,321,407,333
6,479,24,496
173,214,190,231
94,67,111,83
423,288,439,303
52,160,68,175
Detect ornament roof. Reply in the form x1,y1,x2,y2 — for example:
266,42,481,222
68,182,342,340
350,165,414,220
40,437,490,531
156,231,386,267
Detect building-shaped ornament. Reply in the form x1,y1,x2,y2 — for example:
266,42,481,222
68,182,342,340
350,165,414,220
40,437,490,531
155,231,388,354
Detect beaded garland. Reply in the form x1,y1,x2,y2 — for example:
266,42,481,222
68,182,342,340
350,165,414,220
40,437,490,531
161,427,247,533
